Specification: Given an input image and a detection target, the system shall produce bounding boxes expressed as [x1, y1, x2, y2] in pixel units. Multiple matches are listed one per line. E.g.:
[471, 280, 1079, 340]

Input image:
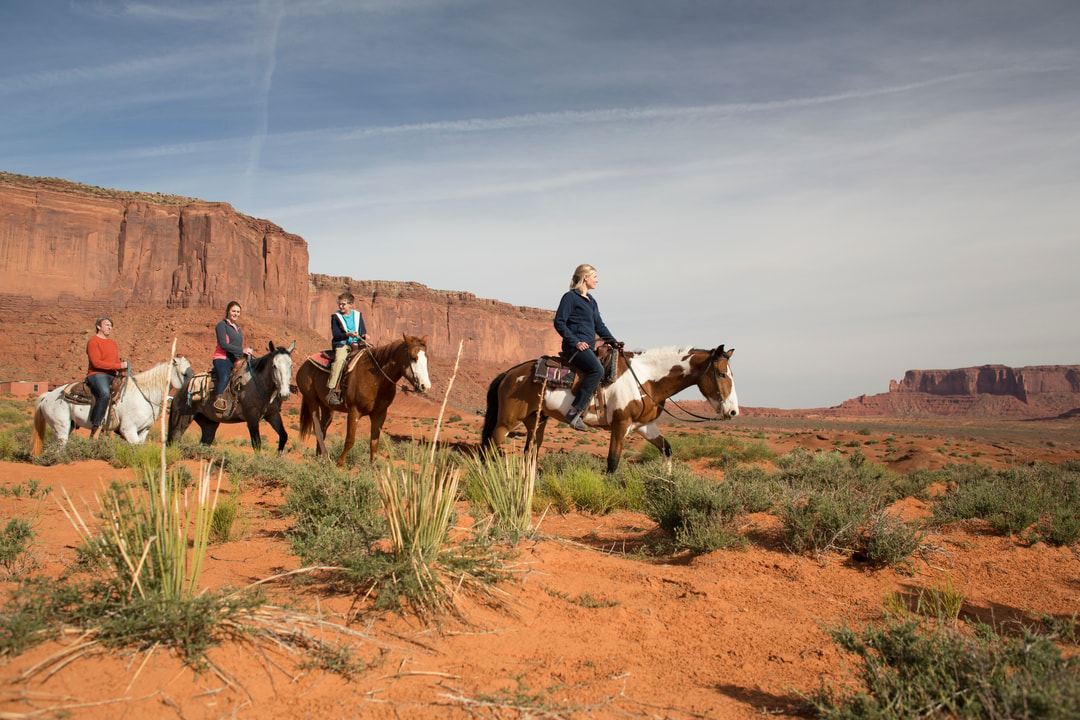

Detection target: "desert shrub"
[640, 461, 749, 553]
[636, 431, 776, 467]
[853, 510, 925, 570]
[933, 463, 1080, 542]
[780, 485, 873, 556]
[283, 462, 386, 574]
[228, 451, 296, 488]
[0, 518, 36, 578]
[806, 617, 1080, 719]
[775, 449, 904, 505]
[718, 464, 783, 513]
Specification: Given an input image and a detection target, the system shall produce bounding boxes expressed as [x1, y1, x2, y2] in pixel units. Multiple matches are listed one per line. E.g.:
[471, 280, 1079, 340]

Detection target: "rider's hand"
[576, 341, 589, 351]
[244, 347, 255, 357]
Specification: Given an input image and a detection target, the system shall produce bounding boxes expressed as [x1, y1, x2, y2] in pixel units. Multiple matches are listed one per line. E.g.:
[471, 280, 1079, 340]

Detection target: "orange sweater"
[87, 335, 122, 376]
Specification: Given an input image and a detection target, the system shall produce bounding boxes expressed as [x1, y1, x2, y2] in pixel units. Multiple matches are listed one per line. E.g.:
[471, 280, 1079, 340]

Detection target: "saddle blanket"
[532, 349, 620, 389]
[532, 356, 577, 388]
[307, 347, 367, 374]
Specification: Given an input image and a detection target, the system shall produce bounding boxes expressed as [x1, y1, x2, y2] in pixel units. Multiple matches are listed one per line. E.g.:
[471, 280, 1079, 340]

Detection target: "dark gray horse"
[168, 341, 294, 452]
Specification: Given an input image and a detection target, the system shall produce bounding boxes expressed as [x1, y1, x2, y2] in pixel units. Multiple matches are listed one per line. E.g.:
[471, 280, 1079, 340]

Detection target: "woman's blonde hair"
[569, 264, 597, 293]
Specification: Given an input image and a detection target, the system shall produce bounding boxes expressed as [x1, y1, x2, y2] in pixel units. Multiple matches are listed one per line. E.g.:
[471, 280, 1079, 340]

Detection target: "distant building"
[0, 381, 51, 397]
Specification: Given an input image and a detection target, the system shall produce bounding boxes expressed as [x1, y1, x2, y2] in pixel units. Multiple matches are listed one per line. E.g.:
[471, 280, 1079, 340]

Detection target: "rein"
[618, 347, 728, 423]
[365, 341, 424, 391]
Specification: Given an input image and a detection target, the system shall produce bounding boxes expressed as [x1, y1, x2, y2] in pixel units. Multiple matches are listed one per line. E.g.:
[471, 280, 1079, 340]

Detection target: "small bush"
[641, 462, 749, 554]
[0, 518, 36, 577]
[780, 485, 872, 556]
[853, 510, 925, 570]
[806, 617, 1080, 719]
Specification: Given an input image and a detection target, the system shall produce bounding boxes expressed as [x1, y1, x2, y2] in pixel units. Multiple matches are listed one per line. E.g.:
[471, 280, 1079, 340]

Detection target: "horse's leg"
[368, 408, 388, 464]
[605, 417, 635, 474]
[195, 416, 219, 446]
[266, 412, 288, 453]
[636, 422, 673, 470]
[317, 406, 333, 457]
[336, 407, 361, 468]
[247, 418, 262, 452]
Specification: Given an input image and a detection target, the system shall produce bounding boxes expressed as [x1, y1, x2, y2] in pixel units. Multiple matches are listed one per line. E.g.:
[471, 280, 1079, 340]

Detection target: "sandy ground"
[1, 397, 1079, 719]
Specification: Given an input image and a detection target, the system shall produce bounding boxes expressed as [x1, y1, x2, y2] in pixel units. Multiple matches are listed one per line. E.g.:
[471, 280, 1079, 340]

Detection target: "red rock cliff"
[0, 174, 309, 327]
[0, 173, 559, 378]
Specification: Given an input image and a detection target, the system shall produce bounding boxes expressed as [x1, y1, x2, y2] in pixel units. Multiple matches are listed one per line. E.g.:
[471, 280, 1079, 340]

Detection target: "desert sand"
[1, 396, 1079, 720]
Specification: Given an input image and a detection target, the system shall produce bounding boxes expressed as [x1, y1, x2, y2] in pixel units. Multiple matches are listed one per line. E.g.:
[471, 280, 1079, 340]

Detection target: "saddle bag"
[532, 356, 577, 388]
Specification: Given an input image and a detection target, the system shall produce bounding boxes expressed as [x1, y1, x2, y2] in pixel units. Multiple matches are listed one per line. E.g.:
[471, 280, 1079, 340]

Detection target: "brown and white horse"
[481, 345, 738, 473]
[295, 334, 431, 467]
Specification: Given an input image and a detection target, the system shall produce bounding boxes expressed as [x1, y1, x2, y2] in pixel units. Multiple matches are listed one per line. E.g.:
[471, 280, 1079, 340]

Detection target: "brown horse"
[296, 334, 431, 467]
[481, 345, 738, 472]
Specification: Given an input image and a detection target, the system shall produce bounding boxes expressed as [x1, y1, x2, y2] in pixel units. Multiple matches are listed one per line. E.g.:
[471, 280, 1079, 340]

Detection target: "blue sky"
[2, 1, 1078, 408]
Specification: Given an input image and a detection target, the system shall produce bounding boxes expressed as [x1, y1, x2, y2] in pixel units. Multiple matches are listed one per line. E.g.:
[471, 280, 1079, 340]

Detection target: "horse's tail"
[30, 399, 47, 457]
[480, 371, 508, 449]
[299, 392, 314, 441]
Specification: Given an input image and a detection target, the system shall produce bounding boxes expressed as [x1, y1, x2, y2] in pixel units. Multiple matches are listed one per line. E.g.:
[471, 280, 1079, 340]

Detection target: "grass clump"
[464, 449, 537, 542]
[536, 451, 641, 514]
[806, 617, 1080, 719]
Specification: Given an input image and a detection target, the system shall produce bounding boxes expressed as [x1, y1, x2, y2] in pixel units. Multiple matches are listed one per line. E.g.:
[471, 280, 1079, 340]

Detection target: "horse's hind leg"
[522, 410, 549, 457]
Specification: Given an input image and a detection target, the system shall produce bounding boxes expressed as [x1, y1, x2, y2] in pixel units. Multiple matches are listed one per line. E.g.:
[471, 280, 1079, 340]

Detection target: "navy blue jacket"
[553, 290, 616, 356]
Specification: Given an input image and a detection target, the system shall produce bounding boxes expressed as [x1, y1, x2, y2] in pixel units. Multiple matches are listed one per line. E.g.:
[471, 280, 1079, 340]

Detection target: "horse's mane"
[133, 358, 173, 388]
[368, 338, 409, 365]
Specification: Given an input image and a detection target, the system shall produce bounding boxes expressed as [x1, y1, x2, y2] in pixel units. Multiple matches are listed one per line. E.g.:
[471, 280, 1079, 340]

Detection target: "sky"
[2, 1, 1078, 408]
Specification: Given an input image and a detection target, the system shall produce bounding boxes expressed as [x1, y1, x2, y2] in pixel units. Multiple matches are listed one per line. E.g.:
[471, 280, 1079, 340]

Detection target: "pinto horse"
[482, 345, 738, 473]
[31, 356, 194, 455]
[167, 342, 295, 452]
[296, 334, 431, 467]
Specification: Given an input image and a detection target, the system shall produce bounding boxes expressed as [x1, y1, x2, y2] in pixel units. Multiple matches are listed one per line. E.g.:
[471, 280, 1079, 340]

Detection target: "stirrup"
[213, 396, 228, 412]
[326, 389, 341, 405]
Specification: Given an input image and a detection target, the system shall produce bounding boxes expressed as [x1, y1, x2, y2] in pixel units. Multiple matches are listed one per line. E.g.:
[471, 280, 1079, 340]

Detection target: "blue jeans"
[86, 373, 112, 427]
[213, 359, 234, 394]
[566, 348, 604, 412]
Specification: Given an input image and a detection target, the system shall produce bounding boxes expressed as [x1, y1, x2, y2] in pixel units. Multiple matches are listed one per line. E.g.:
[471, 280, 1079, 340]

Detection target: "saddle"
[64, 375, 126, 406]
[307, 345, 368, 375]
[531, 345, 620, 388]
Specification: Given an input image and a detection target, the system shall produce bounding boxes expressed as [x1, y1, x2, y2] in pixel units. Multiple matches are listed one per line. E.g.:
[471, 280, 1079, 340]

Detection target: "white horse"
[31, 356, 194, 455]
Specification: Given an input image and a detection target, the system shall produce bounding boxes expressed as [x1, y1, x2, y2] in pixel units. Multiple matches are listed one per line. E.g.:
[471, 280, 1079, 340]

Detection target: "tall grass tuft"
[464, 449, 537, 541]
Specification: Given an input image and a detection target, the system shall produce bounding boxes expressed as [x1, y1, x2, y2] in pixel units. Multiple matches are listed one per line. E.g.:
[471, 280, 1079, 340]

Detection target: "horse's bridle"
[365, 341, 427, 392]
[619, 346, 731, 423]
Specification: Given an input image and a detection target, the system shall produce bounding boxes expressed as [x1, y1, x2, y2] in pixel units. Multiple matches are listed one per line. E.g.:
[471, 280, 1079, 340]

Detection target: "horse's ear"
[287, 341, 296, 353]
[714, 344, 725, 356]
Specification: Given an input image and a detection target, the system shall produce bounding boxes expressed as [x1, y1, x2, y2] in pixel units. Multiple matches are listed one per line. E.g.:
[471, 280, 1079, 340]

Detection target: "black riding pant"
[567, 348, 604, 413]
